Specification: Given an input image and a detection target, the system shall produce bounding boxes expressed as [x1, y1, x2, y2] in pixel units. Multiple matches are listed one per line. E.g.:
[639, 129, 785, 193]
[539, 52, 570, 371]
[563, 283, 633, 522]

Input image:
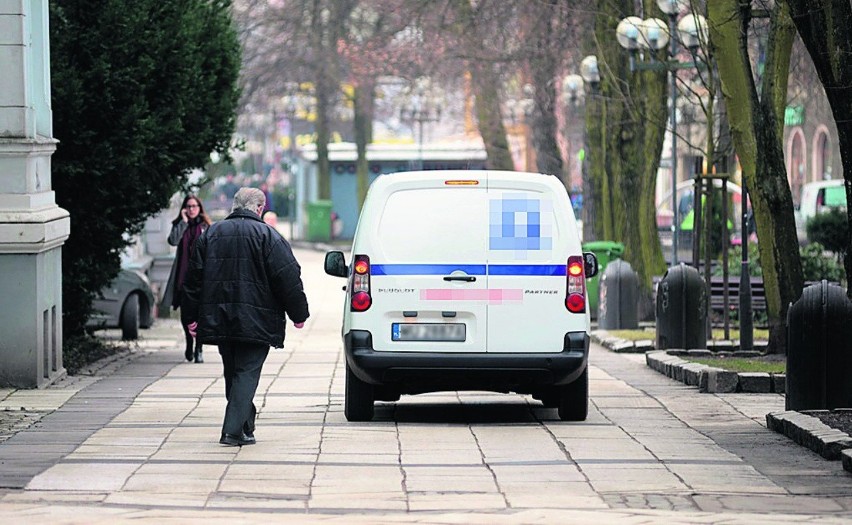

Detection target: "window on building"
[816, 132, 832, 180]
[790, 133, 806, 206]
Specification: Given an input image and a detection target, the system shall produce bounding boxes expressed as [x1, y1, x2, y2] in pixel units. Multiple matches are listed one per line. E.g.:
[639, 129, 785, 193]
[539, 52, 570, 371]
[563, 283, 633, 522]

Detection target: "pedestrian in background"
[182, 187, 309, 447]
[162, 194, 211, 363]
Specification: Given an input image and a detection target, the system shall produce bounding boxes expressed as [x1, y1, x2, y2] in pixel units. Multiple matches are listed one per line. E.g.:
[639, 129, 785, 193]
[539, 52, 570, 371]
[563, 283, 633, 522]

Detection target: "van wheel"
[344, 363, 374, 421]
[120, 294, 140, 341]
[557, 367, 588, 421]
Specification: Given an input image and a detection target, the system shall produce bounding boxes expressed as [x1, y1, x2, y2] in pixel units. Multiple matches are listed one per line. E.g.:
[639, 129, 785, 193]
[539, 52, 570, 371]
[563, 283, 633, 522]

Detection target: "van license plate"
[392, 323, 466, 342]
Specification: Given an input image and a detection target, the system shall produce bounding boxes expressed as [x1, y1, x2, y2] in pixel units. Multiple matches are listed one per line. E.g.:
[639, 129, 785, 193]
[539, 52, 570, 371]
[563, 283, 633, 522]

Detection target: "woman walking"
[163, 195, 211, 362]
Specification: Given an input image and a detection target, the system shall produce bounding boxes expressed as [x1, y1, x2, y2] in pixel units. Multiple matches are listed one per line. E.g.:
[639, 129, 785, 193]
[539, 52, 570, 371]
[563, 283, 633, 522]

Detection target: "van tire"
[120, 294, 140, 341]
[344, 363, 375, 421]
[557, 367, 588, 421]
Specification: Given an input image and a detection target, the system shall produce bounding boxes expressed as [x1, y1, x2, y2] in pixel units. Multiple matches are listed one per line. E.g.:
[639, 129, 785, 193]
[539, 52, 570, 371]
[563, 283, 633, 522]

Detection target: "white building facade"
[0, 0, 69, 387]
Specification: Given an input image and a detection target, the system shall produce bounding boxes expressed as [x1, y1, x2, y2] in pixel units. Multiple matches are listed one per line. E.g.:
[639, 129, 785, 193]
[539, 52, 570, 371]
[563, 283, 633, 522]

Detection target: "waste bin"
[655, 263, 707, 349]
[582, 241, 624, 319]
[598, 259, 639, 330]
[786, 281, 852, 410]
[306, 200, 333, 242]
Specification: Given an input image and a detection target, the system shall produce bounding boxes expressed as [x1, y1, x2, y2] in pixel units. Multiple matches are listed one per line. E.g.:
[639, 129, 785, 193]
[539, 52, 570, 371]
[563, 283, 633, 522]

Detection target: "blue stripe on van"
[370, 264, 565, 276]
[488, 264, 566, 276]
[371, 264, 487, 276]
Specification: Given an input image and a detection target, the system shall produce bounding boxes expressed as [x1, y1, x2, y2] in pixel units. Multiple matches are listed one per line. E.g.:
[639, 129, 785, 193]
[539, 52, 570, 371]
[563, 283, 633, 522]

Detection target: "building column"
[0, 0, 70, 387]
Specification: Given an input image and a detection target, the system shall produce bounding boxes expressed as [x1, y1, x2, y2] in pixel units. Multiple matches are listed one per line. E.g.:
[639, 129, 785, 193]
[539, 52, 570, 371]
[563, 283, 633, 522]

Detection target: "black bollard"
[598, 259, 639, 330]
[656, 263, 707, 350]
[786, 281, 852, 410]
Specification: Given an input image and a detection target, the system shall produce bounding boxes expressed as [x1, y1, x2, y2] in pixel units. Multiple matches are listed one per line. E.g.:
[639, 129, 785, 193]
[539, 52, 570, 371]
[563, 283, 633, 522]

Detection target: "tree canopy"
[50, 0, 241, 336]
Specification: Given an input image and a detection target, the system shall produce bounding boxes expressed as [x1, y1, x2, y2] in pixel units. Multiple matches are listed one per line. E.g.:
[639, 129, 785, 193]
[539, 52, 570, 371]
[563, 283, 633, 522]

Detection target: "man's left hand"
[188, 322, 198, 338]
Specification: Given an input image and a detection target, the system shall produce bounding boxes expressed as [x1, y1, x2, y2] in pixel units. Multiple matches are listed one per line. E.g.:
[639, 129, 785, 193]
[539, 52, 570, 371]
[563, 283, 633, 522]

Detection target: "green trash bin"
[582, 240, 625, 319]
[306, 200, 333, 242]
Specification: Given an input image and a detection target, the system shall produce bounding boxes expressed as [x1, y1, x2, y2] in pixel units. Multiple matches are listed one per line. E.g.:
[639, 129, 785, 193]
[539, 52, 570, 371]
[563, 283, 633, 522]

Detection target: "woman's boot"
[194, 344, 204, 363]
[184, 343, 193, 362]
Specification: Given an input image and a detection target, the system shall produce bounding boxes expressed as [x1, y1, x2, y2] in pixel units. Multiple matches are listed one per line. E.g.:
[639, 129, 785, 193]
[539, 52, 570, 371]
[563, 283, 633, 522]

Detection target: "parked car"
[325, 170, 598, 422]
[87, 268, 155, 340]
[795, 179, 847, 244]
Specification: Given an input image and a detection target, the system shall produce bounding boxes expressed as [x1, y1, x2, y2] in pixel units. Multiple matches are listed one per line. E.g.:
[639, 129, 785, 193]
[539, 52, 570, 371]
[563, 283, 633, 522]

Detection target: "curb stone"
[767, 410, 852, 464]
[590, 330, 649, 354]
[601, 333, 852, 476]
[645, 350, 785, 394]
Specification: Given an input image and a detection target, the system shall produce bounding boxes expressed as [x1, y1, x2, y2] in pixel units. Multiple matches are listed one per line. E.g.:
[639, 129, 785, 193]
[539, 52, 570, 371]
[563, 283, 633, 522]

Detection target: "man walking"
[182, 188, 309, 446]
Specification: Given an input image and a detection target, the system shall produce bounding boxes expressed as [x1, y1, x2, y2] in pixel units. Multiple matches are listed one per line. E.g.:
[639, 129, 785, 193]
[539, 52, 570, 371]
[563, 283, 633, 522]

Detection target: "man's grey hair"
[231, 187, 266, 213]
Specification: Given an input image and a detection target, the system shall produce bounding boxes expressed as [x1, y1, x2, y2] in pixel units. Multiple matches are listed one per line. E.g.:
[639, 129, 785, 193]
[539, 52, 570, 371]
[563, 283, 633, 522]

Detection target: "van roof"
[370, 170, 563, 188]
[802, 179, 844, 190]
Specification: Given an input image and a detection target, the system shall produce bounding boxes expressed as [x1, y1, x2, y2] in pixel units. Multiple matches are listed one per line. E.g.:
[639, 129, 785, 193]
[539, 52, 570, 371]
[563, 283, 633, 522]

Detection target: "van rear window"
[824, 186, 847, 207]
[377, 188, 488, 262]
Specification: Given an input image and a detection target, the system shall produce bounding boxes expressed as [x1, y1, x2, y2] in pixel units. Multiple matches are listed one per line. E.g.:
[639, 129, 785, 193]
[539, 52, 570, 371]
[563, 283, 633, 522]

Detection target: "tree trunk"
[454, 1, 514, 171]
[786, 0, 852, 296]
[471, 63, 515, 171]
[314, 83, 332, 200]
[588, 0, 668, 294]
[530, 0, 564, 179]
[709, 0, 803, 354]
[353, 83, 374, 210]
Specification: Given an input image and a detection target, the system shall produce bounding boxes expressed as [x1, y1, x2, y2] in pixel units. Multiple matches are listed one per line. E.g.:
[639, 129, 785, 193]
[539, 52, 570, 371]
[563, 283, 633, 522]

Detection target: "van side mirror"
[583, 252, 598, 278]
[324, 251, 348, 278]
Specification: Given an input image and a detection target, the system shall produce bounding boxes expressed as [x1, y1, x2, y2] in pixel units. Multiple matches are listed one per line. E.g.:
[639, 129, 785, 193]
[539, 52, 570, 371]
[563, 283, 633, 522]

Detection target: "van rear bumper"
[343, 330, 588, 393]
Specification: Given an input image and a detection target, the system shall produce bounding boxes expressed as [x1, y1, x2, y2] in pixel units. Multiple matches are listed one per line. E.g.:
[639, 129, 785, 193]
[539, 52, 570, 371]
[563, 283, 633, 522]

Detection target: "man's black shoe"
[219, 432, 256, 446]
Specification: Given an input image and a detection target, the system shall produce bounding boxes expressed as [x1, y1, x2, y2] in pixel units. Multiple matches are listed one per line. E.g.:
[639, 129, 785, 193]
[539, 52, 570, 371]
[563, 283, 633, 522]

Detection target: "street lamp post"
[616, 0, 706, 266]
[280, 82, 315, 241]
[740, 182, 754, 350]
[400, 81, 442, 170]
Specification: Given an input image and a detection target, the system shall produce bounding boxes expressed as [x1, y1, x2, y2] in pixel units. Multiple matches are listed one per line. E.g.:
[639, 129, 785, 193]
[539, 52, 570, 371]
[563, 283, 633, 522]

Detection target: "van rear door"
[485, 173, 584, 353]
[369, 176, 488, 353]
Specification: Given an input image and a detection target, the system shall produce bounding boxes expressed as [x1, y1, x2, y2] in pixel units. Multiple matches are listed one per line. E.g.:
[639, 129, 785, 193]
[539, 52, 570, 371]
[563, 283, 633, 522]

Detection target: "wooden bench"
[653, 274, 835, 317]
[651, 274, 766, 316]
[708, 276, 766, 314]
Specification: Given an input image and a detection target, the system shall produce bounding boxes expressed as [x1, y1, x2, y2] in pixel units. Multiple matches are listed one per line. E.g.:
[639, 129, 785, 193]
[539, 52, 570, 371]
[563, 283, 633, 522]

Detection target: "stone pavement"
[0, 247, 850, 524]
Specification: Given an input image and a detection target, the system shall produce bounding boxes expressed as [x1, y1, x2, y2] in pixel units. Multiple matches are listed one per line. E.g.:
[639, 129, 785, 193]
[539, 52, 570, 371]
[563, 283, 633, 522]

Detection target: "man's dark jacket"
[181, 209, 309, 348]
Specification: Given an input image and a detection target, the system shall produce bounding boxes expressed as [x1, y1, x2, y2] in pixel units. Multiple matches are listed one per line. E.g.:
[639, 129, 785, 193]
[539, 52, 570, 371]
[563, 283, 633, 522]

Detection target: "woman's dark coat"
[161, 219, 208, 310]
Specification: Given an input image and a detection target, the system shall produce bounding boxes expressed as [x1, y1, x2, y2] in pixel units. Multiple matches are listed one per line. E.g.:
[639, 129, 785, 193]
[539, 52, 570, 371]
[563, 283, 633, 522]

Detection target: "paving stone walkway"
[0, 248, 849, 523]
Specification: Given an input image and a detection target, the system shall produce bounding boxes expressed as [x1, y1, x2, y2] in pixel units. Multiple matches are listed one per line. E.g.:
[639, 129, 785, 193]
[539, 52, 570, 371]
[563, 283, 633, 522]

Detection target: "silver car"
[88, 269, 155, 340]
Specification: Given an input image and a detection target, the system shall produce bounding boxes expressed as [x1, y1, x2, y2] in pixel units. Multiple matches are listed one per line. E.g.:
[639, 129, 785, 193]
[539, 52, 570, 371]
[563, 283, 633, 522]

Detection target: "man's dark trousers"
[218, 342, 269, 436]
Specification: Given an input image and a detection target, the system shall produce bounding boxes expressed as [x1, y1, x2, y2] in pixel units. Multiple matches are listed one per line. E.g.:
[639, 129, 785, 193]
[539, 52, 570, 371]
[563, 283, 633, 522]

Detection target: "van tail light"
[565, 255, 586, 313]
[350, 254, 372, 312]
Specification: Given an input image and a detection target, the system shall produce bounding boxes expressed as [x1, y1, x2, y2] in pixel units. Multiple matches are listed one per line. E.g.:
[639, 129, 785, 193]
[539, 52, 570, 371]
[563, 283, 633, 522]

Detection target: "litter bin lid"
[582, 240, 625, 255]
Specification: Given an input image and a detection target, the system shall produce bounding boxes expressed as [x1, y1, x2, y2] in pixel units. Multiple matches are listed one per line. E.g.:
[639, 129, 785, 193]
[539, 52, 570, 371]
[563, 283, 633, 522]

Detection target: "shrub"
[715, 240, 845, 283]
[63, 334, 126, 375]
[713, 243, 763, 277]
[806, 208, 849, 260]
[50, 0, 241, 338]
[800, 242, 846, 282]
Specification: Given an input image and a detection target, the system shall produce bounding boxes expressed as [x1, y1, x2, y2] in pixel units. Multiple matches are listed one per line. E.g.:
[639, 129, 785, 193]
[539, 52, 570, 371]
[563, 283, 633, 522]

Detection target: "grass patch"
[608, 329, 655, 341]
[689, 357, 785, 374]
[606, 328, 770, 341]
[711, 328, 770, 340]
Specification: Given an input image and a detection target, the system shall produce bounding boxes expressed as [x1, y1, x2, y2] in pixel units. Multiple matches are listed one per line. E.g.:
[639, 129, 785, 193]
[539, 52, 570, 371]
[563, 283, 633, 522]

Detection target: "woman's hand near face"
[181, 208, 189, 222]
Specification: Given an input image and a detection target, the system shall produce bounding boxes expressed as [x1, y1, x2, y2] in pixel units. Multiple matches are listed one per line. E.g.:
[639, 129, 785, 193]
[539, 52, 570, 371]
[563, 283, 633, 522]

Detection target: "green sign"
[785, 105, 804, 127]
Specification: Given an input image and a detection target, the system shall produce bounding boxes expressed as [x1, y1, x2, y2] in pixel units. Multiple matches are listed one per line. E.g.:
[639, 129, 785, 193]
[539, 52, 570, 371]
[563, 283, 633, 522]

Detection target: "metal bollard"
[656, 263, 707, 350]
[598, 259, 639, 330]
[786, 281, 852, 411]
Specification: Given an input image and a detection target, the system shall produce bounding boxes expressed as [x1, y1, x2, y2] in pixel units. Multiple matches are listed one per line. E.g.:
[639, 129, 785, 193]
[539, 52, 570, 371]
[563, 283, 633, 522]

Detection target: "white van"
[795, 179, 847, 243]
[324, 170, 598, 422]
